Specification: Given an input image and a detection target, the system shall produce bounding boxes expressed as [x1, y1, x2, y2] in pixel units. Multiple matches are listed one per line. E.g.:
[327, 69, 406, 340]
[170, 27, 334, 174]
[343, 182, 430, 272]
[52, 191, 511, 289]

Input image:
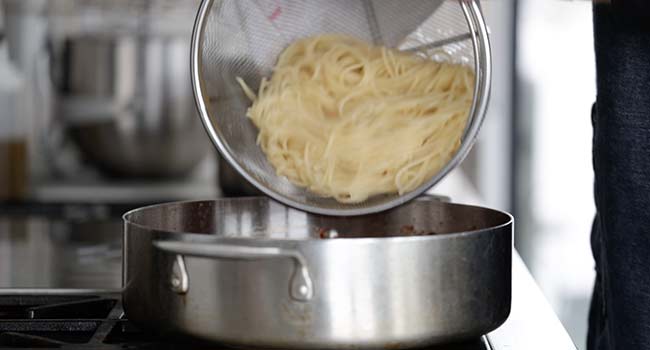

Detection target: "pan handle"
[153, 240, 313, 302]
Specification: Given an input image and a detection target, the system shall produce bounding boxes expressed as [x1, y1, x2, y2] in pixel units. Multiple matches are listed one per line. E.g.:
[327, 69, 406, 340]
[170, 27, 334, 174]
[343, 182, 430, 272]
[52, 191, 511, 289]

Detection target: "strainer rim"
[190, 0, 491, 216]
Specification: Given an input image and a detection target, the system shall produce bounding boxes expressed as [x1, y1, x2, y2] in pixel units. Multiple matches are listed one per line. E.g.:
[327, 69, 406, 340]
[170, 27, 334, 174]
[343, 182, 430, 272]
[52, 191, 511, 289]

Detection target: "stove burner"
[0, 293, 493, 349]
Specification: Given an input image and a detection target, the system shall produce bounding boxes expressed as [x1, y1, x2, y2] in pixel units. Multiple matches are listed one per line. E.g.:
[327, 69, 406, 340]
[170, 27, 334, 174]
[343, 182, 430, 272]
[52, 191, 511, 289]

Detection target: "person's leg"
[589, 3, 650, 350]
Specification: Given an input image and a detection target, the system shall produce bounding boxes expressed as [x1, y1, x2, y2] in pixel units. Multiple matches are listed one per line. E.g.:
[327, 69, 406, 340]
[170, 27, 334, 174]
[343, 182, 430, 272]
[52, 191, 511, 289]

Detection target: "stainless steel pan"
[122, 197, 512, 349]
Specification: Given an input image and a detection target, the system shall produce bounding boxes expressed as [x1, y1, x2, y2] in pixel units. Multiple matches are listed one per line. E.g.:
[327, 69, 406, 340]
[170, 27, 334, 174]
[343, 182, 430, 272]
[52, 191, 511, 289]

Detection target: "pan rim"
[123, 197, 513, 243]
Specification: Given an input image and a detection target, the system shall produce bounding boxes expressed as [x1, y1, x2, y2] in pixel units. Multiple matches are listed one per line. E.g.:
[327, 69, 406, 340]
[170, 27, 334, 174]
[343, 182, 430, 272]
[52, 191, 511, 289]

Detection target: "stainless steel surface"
[31, 176, 220, 204]
[123, 197, 512, 349]
[56, 34, 208, 178]
[190, 0, 491, 215]
[0, 217, 122, 289]
[488, 254, 577, 350]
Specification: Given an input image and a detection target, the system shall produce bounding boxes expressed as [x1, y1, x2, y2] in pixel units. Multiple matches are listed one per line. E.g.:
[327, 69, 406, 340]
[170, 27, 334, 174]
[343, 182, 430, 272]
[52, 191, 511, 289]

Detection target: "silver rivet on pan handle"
[153, 240, 314, 301]
[170, 255, 189, 294]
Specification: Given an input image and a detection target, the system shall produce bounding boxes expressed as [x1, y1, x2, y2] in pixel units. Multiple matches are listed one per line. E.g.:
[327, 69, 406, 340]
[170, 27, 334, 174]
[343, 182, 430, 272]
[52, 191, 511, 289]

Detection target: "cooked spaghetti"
[237, 34, 474, 203]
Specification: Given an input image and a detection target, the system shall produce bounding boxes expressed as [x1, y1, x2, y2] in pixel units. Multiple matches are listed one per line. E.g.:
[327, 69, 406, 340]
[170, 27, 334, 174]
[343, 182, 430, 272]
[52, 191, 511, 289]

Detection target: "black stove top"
[0, 292, 492, 350]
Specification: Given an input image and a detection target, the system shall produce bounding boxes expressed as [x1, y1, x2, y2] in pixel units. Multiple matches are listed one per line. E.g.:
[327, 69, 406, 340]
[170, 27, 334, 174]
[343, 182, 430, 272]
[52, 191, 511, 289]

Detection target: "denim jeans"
[588, 4, 650, 350]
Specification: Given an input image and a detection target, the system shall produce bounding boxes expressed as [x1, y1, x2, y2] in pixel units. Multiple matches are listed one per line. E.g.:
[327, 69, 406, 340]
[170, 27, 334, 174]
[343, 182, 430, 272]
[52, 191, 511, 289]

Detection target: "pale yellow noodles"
[237, 34, 474, 203]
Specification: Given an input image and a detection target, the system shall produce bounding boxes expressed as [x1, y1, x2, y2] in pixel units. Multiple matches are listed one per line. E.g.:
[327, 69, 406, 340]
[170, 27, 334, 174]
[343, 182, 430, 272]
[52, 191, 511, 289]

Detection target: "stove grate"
[0, 293, 493, 349]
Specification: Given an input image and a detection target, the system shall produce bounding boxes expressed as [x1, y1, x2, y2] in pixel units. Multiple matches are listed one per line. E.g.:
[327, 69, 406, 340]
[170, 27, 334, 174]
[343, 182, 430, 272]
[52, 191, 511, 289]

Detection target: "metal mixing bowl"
[57, 34, 209, 178]
[67, 122, 207, 179]
[46, 0, 208, 179]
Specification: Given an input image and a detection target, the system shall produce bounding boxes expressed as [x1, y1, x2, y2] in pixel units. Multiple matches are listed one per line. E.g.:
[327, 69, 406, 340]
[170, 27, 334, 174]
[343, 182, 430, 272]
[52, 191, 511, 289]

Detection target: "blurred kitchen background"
[0, 0, 595, 349]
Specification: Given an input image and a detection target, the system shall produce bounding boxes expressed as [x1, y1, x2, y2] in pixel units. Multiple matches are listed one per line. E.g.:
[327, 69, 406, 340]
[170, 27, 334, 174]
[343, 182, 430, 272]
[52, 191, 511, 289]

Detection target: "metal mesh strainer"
[191, 0, 491, 216]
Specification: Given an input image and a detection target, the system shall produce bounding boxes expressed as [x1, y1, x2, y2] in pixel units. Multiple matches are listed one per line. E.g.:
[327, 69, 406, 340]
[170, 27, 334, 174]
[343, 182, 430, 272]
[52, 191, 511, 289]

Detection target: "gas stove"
[0, 290, 490, 350]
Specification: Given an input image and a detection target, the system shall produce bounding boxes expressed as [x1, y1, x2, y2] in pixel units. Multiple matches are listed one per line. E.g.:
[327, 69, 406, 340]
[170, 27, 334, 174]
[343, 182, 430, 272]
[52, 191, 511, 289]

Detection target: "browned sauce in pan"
[316, 225, 439, 239]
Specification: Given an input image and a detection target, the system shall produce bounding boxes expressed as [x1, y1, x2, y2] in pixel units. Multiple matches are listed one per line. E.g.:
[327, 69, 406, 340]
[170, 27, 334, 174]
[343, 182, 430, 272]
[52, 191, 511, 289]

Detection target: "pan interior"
[124, 197, 511, 240]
